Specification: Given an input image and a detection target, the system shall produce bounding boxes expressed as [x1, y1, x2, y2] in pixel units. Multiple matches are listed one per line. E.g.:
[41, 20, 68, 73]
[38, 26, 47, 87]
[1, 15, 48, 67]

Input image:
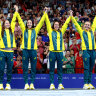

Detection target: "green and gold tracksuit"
[0, 12, 16, 84]
[45, 13, 71, 84]
[16, 12, 46, 84]
[72, 16, 96, 84]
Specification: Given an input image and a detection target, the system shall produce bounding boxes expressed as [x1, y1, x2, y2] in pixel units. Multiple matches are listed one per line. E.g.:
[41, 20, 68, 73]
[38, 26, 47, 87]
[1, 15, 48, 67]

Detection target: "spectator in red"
[36, 49, 43, 73]
[92, 65, 95, 73]
[70, 36, 80, 57]
[75, 51, 84, 73]
[37, 36, 45, 55]
[43, 46, 49, 73]
[22, 2, 27, 12]
[75, 32, 81, 44]
[13, 56, 23, 74]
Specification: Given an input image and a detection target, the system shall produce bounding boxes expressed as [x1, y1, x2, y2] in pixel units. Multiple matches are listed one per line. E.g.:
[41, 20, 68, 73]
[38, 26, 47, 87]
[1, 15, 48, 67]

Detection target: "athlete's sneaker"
[5, 84, 11, 90]
[49, 84, 55, 90]
[0, 84, 4, 90]
[58, 84, 64, 90]
[30, 83, 35, 90]
[24, 84, 30, 90]
[83, 84, 90, 89]
[89, 84, 95, 89]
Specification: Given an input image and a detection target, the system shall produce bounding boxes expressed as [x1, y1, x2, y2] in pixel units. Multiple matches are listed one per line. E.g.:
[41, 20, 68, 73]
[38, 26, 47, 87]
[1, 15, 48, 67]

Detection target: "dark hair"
[66, 49, 70, 52]
[52, 19, 61, 30]
[26, 19, 34, 29]
[2, 20, 12, 37]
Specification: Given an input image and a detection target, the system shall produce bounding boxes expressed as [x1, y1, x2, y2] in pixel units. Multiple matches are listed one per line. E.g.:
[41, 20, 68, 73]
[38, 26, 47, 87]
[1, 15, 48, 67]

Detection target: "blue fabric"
[24, 29, 28, 48]
[3, 8, 8, 14]
[60, 32, 63, 50]
[3, 31, 7, 47]
[83, 31, 89, 50]
[52, 31, 57, 50]
[90, 31, 94, 50]
[42, 35, 49, 42]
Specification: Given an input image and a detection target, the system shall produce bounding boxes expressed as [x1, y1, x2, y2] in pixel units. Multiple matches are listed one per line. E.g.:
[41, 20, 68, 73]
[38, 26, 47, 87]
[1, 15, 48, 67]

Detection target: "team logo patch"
[34, 57, 36, 60]
[0, 57, 2, 61]
[11, 59, 13, 61]
[50, 59, 52, 61]
[85, 58, 87, 61]
[23, 57, 25, 60]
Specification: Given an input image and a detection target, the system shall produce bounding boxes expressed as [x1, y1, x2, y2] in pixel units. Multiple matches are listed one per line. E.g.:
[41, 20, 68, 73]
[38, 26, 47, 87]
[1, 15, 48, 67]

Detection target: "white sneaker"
[5, 84, 11, 90]
[49, 84, 55, 90]
[83, 84, 90, 90]
[24, 84, 30, 90]
[0, 84, 4, 90]
[89, 84, 95, 89]
[58, 84, 64, 90]
[30, 83, 35, 90]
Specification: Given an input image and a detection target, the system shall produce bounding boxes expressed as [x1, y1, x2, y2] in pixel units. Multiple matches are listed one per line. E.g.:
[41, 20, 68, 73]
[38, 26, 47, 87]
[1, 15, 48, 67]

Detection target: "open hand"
[69, 10, 73, 16]
[14, 5, 19, 12]
[44, 7, 50, 13]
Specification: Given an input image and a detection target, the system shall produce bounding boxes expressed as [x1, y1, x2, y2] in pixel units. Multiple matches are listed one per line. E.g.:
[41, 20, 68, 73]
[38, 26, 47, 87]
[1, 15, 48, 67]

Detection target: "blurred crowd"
[0, 0, 96, 74]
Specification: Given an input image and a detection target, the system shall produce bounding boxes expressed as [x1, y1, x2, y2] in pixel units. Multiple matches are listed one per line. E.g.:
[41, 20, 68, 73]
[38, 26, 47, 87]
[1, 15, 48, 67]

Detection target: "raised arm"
[69, 10, 83, 35]
[11, 12, 18, 33]
[0, 21, 2, 47]
[91, 16, 96, 32]
[45, 12, 52, 33]
[61, 16, 71, 35]
[35, 12, 46, 35]
[72, 16, 83, 35]
[14, 5, 25, 33]
[16, 12, 26, 33]
[0, 21, 1, 37]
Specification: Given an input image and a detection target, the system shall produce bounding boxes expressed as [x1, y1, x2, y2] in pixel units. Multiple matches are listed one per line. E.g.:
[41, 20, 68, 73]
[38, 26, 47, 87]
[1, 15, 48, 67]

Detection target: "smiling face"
[53, 22, 59, 31]
[72, 36, 77, 44]
[66, 51, 70, 57]
[27, 20, 32, 29]
[70, 50, 74, 55]
[38, 36, 42, 41]
[4, 20, 10, 29]
[84, 21, 91, 31]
